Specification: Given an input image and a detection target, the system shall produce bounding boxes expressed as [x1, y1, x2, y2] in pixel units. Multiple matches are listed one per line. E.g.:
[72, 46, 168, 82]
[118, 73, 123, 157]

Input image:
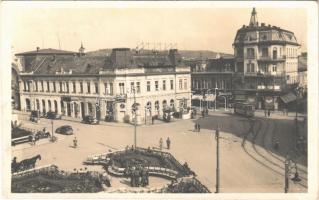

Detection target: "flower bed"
[12, 165, 109, 193]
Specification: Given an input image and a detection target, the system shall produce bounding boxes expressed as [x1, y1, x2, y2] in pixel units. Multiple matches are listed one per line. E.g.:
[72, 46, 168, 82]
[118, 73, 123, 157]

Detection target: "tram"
[234, 102, 255, 117]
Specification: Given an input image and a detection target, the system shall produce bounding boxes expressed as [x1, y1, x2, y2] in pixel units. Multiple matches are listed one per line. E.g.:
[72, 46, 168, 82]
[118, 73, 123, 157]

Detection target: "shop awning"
[280, 92, 297, 104]
[192, 95, 203, 100]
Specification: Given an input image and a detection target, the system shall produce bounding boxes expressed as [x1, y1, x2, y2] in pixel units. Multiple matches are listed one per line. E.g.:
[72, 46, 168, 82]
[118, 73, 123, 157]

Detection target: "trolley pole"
[284, 157, 290, 193]
[51, 120, 54, 141]
[215, 125, 220, 193]
[133, 88, 137, 149]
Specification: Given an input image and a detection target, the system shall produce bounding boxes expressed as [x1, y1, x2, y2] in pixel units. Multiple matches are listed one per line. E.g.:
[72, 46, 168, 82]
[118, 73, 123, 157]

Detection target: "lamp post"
[51, 120, 54, 142]
[215, 125, 220, 193]
[284, 155, 301, 193]
[220, 96, 228, 111]
[214, 87, 218, 111]
[131, 88, 137, 149]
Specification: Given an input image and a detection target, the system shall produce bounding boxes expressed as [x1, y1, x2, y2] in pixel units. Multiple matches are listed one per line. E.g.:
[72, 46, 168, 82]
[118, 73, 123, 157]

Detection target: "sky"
[8, 5, 307, 54]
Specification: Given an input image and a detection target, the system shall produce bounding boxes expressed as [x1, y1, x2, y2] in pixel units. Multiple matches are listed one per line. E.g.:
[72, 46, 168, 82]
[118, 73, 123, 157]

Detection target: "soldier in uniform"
[166, 137, 171, 150]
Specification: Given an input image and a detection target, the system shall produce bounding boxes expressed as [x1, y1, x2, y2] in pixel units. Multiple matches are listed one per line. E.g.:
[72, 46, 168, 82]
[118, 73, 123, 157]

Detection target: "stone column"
[78, 102, 82, 119]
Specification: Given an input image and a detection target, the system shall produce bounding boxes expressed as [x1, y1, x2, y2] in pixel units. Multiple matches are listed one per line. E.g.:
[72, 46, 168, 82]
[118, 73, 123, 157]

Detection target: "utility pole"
[133, 88, 137, 149]
[284, 155, 291, 193]
[215, 125, 220, 193]
[51, 120, 54, 141]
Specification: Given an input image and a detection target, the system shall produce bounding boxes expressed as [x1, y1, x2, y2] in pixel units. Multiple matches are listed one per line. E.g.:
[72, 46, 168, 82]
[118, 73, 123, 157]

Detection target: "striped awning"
[280, 92, 297, 104]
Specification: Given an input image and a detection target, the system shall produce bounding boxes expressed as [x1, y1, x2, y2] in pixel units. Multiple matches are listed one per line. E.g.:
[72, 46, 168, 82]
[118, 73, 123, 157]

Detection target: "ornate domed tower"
[79, 42, 85, 56]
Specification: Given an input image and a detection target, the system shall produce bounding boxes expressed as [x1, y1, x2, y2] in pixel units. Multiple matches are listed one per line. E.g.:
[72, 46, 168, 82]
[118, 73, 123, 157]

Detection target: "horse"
[17, 154, 41, 171]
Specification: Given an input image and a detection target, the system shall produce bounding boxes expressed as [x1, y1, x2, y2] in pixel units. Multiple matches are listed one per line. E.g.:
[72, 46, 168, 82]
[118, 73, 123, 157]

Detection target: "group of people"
[159, 137, 171, 150]
[264, 109, 272, 117]
[126, 165, 149, 187]
[201, 109, 209, 118]
[194, 123, 201, 132]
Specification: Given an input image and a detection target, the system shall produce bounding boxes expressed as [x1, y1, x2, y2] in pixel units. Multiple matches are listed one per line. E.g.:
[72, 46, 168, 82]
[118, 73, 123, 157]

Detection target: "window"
[162, 80, 166, 91]
[59, 82, 63, 93]
[53, 82, 56, 92]
[66, 82, 69, 93]
[184, 79, 187, 90]
[247, 63, 255, 73]
[272, 65, 277, 72]
[131, 82, 135, 93]
[46, 81, 50, 92]
[147, 81, 151, 92]
[136, 82, 140, 93]
[87, 82, 91, 94]
[41, 81, 44, 92]
[95, 82, 98, 94]
[119, 83, 125, 95]
[273, 47, 277, 59]
[170, 80, 174, 90]
[35, 81, 38, 92]
[179, 79, 183, 89]
[247, 48, 255, 59]
[261, 48, 268, 57]
[80, 82, 83, 93]
[104, 83, 108, 95]
[109, 83, 113, 95]
[155, 81, 159, 91]
[73, 81, 76, 93]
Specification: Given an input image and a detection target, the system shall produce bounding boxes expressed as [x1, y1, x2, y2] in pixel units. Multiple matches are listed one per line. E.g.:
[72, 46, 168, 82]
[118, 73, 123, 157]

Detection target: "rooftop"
[15, 48, 78, 56]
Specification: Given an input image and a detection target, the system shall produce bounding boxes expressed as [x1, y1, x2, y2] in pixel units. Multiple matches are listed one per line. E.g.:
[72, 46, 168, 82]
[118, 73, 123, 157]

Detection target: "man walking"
[166, 137, 171, 150]
[73, 137, 78, 148]
[198, 123, 201, 132]
[268, 109, 271, 117]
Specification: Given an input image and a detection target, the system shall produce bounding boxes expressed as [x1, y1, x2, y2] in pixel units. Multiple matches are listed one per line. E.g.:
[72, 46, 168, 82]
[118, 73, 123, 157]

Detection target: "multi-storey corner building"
[232, 8, 301, 109]
[17, 47, 191, 124]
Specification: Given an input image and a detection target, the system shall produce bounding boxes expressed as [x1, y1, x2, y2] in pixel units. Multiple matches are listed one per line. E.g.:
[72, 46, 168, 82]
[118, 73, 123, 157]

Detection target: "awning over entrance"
[192, 95, 203, 100]
[280, 92, 297, 104]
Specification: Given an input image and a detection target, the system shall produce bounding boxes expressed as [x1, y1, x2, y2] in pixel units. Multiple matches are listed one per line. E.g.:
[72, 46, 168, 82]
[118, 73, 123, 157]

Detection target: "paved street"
[12, 110, 307, 193]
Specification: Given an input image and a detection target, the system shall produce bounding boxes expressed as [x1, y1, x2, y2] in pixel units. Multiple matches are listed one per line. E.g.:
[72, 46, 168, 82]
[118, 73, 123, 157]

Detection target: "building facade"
[232, 8, 300, 109]
[17, 48, 191, 124]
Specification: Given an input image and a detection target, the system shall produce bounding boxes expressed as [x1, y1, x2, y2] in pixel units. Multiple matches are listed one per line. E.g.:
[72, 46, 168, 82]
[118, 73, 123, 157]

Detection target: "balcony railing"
[257, 56, 286, 61]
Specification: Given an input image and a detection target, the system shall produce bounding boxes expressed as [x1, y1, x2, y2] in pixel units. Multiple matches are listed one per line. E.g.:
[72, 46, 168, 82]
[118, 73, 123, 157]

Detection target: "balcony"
[257, 56, 286, 62]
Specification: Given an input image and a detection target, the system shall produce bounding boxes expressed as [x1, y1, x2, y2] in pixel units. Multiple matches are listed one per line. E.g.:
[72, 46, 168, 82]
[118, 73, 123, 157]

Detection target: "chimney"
[36, 47, 40, 52]
[168, 49, 181, 66]
[111, 48, 131, 68]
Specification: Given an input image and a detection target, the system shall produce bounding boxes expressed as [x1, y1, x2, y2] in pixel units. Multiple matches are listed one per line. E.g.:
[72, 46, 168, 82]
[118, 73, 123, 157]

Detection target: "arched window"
[273, 47, 277, 59]
[162, 100, 167, 109]
[48, 100, 52, 111]
[25, 98, 31, 111]
[36, 99, 40, 110]
[54, 100, 58, 113]
[42, 99, 46, 113]
[170, 99, 175, 108]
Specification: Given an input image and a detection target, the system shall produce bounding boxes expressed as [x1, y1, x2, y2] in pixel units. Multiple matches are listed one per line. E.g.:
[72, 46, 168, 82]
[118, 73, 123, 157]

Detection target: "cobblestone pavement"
[12, 111, 307, 193]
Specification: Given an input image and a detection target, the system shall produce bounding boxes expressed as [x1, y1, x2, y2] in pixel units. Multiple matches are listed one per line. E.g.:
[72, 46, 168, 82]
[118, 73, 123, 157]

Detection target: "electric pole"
[215, 125, 220, 193]
[133, 88, 137, 149]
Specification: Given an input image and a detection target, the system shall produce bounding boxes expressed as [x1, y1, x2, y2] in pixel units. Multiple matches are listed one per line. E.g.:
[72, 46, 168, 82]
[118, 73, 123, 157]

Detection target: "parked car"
[30, 110, 40, 123]
[46, 111, 62, 120]
[55, 125, 73, 135]
[82, 115, 99, 125]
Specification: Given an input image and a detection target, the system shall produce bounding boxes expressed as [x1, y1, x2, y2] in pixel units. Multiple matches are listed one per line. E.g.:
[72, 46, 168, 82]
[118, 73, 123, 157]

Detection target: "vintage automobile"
[46, 111, 62, 120]
[55, 125, 73, 135]
[29, 110, 40, 123]
[82, 115, 99, 125]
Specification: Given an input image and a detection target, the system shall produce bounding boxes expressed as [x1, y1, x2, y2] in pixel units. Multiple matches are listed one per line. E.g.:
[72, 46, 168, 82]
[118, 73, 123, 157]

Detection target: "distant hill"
[86, 49, 233, 60]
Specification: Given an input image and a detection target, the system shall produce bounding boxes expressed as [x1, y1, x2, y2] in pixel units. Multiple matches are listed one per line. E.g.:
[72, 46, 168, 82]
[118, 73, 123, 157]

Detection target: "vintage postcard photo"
[1, 1, 318, 199]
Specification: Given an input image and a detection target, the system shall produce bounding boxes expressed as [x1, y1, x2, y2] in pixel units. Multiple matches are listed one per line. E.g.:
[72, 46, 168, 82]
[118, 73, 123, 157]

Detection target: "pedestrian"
[268, 109, 271, 117]
[166, 137, 171, 150]
[32, 134, 36, 146]
[73, 137, 78, 148]
[152, 116, 154, 124]
[198, 123, 201, 132]
[264, 109, 267, 117]
[194, 123, 197, 132]
[159, 138, 163, 150]
[202, 110, 205, 118]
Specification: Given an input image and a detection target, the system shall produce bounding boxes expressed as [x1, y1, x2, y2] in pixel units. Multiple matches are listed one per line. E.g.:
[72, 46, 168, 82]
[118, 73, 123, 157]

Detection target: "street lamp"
[215, 125, 220, 193]
[219, 95, 228, 111]
[214, 87, 218, 111]
[131, 88, 137, 149]
[284, 155, 301, 193]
